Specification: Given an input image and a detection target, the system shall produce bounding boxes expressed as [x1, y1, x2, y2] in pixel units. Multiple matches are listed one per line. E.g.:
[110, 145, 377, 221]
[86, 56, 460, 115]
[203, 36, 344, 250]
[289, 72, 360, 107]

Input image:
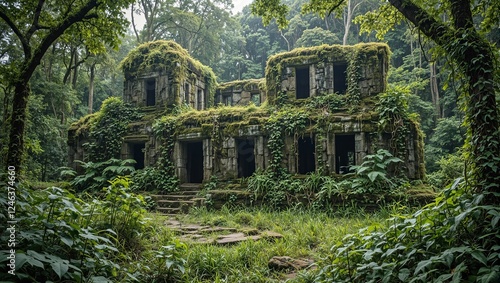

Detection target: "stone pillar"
[174, 141, 187, 183]
[284, 135, 296, 173]
[203, 139, 212, 181]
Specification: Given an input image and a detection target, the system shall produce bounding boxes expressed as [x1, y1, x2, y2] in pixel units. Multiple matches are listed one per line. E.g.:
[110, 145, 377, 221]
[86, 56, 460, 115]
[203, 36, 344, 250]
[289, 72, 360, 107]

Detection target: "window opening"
[145, 78, 156, 106]
[333, 63, 348, 94]
[296, 66, 310, 99]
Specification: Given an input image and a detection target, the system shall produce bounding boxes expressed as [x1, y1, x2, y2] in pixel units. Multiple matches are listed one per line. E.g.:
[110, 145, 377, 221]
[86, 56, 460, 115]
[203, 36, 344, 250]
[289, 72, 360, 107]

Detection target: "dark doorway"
[298, 136, 316, 174]
[335, 135, 355, 174]
[296, 66, 310, 99]
[186, 141, 203, 183]
[130, 143, 145, 170]
[145, 78, 156, 106]
[237, 139, 255, 178]
[333, 63, 348, 94]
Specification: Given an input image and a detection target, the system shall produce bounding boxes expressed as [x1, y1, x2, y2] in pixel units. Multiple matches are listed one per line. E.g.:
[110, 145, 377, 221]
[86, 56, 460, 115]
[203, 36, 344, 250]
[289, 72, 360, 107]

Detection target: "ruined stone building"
[68, 40, 424, 184]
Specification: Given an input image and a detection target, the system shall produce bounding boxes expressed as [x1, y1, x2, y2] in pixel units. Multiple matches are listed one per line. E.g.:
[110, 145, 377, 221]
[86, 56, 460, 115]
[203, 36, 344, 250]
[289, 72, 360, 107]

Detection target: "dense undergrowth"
[316, 179, 500, 282]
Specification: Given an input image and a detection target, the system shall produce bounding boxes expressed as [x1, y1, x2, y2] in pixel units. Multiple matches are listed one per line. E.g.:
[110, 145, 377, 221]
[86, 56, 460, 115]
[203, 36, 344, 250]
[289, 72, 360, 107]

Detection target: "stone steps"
[151, 183, 204, 214]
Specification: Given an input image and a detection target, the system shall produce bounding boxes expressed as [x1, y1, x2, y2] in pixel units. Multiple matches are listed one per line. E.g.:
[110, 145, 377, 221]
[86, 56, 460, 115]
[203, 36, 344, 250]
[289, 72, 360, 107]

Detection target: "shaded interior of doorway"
[335, 134, 355, 174]
[130, 142, 145, 170]
[237, 138, 255, 178]
[298, 136, 315, 174]
[186, 141, 203, 183]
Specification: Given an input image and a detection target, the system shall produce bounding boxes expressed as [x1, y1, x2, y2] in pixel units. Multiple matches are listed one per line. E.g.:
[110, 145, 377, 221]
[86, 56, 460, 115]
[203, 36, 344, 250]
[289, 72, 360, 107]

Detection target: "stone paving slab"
[164, 217, 283, 245]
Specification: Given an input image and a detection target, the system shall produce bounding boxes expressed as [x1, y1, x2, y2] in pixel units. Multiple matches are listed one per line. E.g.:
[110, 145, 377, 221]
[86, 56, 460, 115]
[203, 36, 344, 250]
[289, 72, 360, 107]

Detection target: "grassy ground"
[141, 205, 407, 282]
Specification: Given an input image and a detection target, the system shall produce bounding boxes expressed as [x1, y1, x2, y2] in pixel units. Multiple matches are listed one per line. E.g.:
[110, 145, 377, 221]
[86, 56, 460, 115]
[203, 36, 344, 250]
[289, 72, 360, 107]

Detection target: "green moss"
[217, 79, 265, 92]
[120, 40, 218, 107]
[265, 43, 390, 108]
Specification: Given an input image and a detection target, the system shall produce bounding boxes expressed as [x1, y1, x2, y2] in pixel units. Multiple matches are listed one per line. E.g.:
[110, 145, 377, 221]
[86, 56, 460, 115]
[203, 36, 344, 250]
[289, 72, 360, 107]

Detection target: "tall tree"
[251, 0, 500, 201]
[0, 0, 133, 172]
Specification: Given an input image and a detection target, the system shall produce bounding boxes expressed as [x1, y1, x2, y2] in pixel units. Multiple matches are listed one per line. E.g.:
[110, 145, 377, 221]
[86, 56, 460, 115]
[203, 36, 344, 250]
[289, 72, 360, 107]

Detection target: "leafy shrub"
[427, 151, 465, 189]
[137, 240, 187, 282]
[0, 178, 148, 282]
[350, 149, 403, 196]
[63, 158, 136, 192]
[317, 179, 500, 282]
[130, 166, 179, 192]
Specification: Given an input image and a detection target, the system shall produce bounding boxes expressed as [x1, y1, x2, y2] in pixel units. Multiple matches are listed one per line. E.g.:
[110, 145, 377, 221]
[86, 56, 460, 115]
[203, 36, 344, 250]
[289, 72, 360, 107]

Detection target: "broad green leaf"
[51, 261, 69, 279]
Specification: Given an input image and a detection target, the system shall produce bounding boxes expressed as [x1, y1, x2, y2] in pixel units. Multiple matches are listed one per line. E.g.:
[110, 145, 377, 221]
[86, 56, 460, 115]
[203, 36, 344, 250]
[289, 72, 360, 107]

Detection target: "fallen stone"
[268, 256, 312, 271]
[261, 231, 284, 239]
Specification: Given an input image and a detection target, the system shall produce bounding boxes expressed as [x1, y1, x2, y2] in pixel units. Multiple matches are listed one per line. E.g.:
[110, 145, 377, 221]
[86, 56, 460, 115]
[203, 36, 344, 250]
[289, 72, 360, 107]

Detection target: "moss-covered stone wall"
[120, 40, 217, 110]
[265, 43, 389, 107]
[68, 41, 424, 184]
[215, 79, 266, 106]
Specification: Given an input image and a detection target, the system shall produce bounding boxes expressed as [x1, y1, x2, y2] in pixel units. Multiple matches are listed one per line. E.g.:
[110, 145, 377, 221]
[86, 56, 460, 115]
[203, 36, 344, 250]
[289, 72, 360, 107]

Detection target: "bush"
[0, 177, 148, 282]
[317, 179, 500, 282]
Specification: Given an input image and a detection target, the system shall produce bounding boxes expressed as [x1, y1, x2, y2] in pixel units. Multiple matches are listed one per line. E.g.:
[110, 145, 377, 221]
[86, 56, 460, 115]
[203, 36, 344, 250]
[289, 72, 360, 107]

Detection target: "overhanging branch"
[0, 8, 30, 57]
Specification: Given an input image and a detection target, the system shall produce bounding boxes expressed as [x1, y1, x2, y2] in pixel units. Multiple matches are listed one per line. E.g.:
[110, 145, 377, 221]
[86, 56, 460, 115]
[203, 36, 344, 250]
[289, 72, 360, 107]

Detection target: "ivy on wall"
[265, 43, 390, 109]
[377, 86, 425, 178]
[120, 40, 217, 108]
[82, 97, 141, 162]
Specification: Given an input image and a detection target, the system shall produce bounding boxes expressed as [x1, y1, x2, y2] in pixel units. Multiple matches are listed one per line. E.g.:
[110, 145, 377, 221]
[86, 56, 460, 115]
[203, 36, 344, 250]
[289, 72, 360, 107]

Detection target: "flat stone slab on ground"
[268, 256, 313, 271]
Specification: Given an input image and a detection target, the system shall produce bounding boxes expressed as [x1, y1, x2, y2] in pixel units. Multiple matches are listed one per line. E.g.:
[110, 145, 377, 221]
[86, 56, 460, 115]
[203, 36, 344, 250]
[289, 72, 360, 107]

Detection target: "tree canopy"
[0, 0, 134, 172]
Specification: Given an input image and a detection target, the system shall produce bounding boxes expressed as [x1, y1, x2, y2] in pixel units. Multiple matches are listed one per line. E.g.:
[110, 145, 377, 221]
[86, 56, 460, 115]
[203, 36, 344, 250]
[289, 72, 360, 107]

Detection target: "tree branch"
[449, 0, 473, 29]
[388, 0, 450, 46]
[0, 8, 30, 57]
[23, 0, 100, 83]
[27, 0, 46, 40]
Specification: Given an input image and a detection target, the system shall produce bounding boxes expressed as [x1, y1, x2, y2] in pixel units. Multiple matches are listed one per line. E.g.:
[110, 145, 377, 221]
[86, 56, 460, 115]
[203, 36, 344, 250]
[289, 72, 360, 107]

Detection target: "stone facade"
[68, 41, 424, 183]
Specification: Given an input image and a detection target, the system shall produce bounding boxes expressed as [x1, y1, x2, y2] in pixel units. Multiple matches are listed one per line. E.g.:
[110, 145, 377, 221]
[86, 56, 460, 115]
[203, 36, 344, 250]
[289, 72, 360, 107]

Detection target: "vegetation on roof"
[120, 40, 217, 83]
[217, 78, 266, 92]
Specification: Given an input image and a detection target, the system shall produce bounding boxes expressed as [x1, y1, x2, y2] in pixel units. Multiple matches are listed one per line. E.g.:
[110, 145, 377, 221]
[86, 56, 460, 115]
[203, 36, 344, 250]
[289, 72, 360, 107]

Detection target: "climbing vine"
[136, 116, 180, 192]
[264, 108, 309, 178]
[83, 97, 141, 162]
[377, 86, 424, 177]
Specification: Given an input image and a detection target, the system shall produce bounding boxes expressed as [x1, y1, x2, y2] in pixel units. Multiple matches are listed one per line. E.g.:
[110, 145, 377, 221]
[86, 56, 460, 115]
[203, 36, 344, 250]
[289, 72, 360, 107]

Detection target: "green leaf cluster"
[0, 177, 148, 282]
[317, 179, 500, 282]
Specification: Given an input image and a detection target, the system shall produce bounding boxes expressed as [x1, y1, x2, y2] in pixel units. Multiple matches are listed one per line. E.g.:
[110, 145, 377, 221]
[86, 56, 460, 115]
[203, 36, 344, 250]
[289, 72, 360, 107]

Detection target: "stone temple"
[68, 40, 424, 184]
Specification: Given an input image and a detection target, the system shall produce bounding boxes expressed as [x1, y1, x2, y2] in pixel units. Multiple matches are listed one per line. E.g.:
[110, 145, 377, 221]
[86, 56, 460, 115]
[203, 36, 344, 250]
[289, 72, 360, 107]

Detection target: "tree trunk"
[389, 0, 500, 201]
[88, 62, 96, 114]
[6, 80, 30, 170]
[429, 61, 441, 119]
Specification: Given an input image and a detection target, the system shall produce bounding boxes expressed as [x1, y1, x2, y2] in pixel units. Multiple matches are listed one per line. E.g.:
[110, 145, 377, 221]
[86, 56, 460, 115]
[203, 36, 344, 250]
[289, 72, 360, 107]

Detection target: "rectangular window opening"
[251, 93, 261, 106]
[298, 136, 316, 174]
[237, 138, 255, 178]
[296, 66, 310, 99]
[334, 63, 348, 94]
[145, 78, 156, 106]
[335, 135, 355, 174]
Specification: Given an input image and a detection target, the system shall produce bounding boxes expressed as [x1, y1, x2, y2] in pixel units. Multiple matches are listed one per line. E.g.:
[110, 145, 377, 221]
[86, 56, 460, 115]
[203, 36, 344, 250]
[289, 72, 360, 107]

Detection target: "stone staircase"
[151, 183, 205, 214]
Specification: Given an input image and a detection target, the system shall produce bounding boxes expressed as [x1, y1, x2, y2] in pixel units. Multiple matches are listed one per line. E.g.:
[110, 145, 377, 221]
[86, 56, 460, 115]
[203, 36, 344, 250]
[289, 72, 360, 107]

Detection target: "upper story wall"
[265, 43, 389, 107]
[120, 40, 217, 110]
[215, 79, 266, 106]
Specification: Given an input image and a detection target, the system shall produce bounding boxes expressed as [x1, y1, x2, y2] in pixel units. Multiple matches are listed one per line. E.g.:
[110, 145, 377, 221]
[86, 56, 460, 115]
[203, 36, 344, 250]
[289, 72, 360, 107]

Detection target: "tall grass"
[142, 206, 396, 282]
